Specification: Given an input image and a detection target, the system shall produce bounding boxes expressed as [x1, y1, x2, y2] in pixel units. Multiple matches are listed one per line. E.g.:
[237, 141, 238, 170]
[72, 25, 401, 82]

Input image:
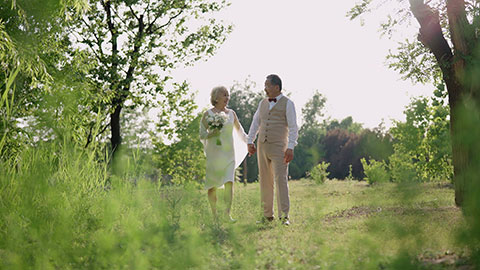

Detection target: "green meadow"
[3, 1, 480, 269]
[1, 146, 468, 270]
[206, 180, 465, 270]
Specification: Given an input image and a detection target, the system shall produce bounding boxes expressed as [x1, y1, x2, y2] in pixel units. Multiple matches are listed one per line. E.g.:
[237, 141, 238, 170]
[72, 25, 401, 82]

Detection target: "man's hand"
[284, 148, 294, 164]
[248, 143, 256, 156]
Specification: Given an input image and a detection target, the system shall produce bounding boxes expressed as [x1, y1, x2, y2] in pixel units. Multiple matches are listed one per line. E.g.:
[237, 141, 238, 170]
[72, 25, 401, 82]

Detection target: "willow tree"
[69, 0, 231, 155]
[350, 0, 480, 206]
[0, 0, 90, 158]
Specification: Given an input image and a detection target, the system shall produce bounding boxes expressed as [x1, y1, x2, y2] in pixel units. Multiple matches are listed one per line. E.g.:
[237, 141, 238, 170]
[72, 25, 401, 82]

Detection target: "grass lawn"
[2, 176, 472, 270]
[199, 179, 468, 269]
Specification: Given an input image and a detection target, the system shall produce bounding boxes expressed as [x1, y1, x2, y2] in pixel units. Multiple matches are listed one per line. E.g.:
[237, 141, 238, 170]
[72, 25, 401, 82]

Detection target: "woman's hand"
[207, 129, 220, 138]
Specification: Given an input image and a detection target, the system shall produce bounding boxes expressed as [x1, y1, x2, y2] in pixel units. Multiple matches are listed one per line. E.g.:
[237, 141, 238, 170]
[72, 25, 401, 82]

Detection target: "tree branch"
[129, 5, 139, 21]
[409, 0, 462, 106]
[146, 5, 187, 35]
[85, 121, 110, 148]
[78, 36, 103, 62]
[102, 0, 119, 84]
[111, 4, 135, 39]
[446, 0, 472, 56]
[118, 14, 145, 104]
[145, 1, 151, 25]
[410, 1, 453, 69]
[84, 20, 106, 58]
[446, 0, 477, 99]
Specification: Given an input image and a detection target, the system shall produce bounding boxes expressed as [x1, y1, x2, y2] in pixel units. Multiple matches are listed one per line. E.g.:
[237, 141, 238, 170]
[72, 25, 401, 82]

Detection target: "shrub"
[389, 96, 452, 182]
[309, 162, 330, 184]
[360, 158, 389, 185]
[345, 164, 354, 181]
[389, 152, 419, 182]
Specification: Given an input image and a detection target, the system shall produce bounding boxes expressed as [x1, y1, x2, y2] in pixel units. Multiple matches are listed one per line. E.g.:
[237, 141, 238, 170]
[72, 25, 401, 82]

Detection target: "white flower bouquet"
[206, 112, 229, 145]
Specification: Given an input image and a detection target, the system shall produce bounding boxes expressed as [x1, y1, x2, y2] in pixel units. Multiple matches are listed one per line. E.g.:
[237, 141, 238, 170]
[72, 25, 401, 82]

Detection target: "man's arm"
[247, 102, 262, 145]
[247, 102, 262, 156]
[286, 100, 298, 150]
[283, 100, 298, 163]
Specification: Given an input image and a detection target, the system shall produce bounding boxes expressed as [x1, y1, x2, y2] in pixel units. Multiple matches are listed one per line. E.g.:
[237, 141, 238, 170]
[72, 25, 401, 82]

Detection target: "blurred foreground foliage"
[1, 0, 480, 268]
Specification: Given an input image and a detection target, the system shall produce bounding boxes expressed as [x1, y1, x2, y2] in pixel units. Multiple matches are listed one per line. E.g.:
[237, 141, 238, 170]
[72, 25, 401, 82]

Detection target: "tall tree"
[301, 90, 327, 131]
[228, 78, 264, 182]
[349, 0, 480, 206]
[290, 90, 327, 179]
[69, 0, 232, 157]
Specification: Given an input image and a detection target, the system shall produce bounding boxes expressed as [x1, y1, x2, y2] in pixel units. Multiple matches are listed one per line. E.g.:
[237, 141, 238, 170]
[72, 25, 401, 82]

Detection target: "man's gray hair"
[266, 74, 282, 91]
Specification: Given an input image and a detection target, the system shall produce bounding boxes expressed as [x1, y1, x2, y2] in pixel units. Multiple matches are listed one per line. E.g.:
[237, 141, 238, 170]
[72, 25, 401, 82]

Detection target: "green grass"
[226, 180, 465, 270]
[0, 148, 472, 270]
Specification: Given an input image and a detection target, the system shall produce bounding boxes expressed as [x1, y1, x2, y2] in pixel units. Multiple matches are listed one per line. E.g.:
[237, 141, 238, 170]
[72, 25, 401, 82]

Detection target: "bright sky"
[170, 0, 433, 129]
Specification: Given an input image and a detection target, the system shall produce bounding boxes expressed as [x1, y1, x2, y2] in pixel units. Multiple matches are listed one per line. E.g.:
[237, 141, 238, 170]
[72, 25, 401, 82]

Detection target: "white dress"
[200, 109, 248, 190]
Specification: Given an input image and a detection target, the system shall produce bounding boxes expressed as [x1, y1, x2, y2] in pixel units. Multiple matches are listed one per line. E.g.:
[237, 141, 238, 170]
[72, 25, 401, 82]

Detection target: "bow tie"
[268, 98, 277, 103]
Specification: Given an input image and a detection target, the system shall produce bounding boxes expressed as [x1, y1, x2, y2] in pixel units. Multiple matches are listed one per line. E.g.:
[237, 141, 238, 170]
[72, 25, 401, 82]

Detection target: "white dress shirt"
[247, 94, 298, 149]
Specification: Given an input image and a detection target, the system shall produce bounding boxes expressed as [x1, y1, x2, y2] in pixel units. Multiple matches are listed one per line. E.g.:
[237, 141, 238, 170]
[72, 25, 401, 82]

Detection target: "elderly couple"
[199, 74, 298, 225]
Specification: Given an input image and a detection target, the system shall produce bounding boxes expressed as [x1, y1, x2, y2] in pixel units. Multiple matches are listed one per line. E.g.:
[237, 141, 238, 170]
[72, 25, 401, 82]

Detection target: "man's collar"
[268, 93, 283, 101]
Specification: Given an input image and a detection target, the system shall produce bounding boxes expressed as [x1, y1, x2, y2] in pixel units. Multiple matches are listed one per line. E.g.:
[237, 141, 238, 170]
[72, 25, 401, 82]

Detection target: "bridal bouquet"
[206, 112, 229, 145]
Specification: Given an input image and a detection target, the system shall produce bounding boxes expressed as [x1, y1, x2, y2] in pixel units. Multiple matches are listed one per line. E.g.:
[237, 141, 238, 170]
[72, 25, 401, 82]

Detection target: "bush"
[309, 162, 330, 184]
[389, 95, 452, 182]
[389, 152, 419, 182]
[361, 158, 389, 185]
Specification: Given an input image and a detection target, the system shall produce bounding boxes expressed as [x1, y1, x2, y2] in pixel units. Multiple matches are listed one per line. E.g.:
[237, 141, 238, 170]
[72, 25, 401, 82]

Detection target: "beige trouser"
[257, 141, 290, 218]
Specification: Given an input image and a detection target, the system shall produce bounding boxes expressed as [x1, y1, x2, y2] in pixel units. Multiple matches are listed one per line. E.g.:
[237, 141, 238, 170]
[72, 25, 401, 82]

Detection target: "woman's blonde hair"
[210, 86, 228, 106]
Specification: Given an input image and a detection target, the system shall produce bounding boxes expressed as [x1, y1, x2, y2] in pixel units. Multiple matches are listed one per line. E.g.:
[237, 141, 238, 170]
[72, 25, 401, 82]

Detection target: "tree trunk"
[110, 105, 122, 156]
[409, 0, 478, 206]
[445, 68, 470, 207]
[449, 98, 468, 206]
[445, 0, 479, 207]
[104, 2, 143, 161]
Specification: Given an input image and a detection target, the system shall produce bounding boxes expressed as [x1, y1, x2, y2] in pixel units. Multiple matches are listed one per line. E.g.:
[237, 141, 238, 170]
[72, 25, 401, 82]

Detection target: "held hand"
[284, 148, 294, 164]
[248, 144, 256, 156]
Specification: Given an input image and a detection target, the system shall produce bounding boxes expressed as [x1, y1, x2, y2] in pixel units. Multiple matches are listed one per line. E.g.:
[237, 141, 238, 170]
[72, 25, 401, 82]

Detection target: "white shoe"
[226, 215, 237, 223]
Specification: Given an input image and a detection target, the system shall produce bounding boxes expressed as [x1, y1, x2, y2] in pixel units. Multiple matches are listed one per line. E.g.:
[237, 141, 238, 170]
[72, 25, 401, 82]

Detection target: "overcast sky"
[170, 0, 433, 129]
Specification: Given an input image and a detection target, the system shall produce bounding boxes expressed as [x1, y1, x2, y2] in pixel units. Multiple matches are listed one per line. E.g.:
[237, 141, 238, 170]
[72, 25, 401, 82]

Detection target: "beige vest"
[258, 96, 288, 144]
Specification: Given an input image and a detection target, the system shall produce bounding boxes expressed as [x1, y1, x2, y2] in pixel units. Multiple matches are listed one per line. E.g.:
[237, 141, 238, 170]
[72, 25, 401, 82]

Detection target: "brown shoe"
[280, 217, 290, 226]
[256, 216, 274, 224]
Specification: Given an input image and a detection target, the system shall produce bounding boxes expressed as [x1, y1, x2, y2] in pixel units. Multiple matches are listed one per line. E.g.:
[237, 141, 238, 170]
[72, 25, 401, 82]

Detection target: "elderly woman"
[199, 86, 248, 222]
